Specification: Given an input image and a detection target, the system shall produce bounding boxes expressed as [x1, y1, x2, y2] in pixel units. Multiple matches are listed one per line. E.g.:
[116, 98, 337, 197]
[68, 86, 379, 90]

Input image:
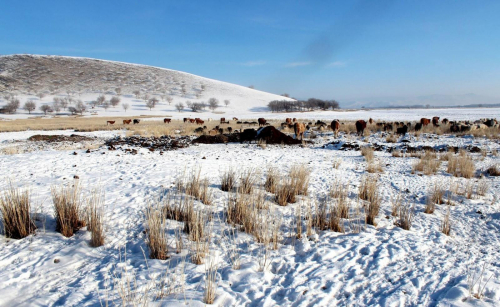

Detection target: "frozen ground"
[1, 124, 500, 306]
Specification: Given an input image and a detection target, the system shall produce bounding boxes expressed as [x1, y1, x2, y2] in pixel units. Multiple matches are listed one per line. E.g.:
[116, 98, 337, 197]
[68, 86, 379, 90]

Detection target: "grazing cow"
[450, 125, 460, 133]
[183, 118, 188, 123]
[331, 120, 340, 138]
[107, 121, 115, 125]
[189, 119, 195, 123]
[219, 128, 224, 134]
[293, 118, 297, 122]
[442, 118, 449, 125]
[233, 117, 238, 121]
[194, 127, 204, 133]
[208, 130, 217, 136]
[195, 118, 204, 125]
[258, 118, 267, 126]
[432, 117, 440, 126]
[294, 123, 306, 140]
[123, 119, 132, 125]
[384, 123, 393, 132]
[286, 118, 292, 124]
[484, 119, 496, 127]
[369, 118, 373, 124]
[415, 123, 423, 131]
[164, 118, 171, 124]
[133, 119, 140, 124]
[421, 118, 431, 126]
[227, 127, 233, 133]
[461, 125, 471, 132]
[397, 125, 408, 136]
[355, 120, 367, 136]
[220, 117, 226, 124]
[281, 123, 288, 129]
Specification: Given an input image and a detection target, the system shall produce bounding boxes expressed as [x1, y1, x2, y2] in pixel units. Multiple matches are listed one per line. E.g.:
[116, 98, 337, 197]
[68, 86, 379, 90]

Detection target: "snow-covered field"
[1, 119, 500, 306]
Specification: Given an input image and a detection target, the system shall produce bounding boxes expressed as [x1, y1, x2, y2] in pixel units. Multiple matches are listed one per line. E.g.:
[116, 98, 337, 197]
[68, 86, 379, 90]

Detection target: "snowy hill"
[0, 54, 292, 118]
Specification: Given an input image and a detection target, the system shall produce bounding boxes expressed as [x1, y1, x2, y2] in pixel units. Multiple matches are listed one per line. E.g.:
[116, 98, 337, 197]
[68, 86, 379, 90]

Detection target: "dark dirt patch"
[255, 126, 303, 145]
[192, 134, 239, 144]
[28, 134, 95, 142]
[105, 136, 191, 153]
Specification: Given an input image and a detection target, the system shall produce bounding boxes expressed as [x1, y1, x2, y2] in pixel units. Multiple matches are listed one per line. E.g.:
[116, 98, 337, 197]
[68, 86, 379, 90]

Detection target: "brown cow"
[432, 117, 440, 126]
[286, 118, 292, 124]
[133, 119, 140, 124]
[421, 118, 431, 126]
[189, 119, 195, 123]
[107, 121, 115, 125]
[164, 118, 171, 124]
[233, 117, 238, 121]
[183, 118, 188, 123]
[258, 118, 266, 126]
[442, 118, 449, 125]
[355, 120, 367, 136]
[331, 120, 340, 138]
[369, 118, 373, 124]
[123, 119, 132, 125]
[220, 117, 226, 124]
[294, 122, 306, 140]
[293, 118, 297, 122]
[195, 118, 204, 125]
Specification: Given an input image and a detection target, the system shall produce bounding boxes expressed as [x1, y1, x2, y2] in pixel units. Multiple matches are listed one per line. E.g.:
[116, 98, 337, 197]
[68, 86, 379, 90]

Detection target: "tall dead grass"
[412, 151, 441, 175]
[52, 181, 85, 237]
[145, 203, 169, 260]
[447, 151, 475, 178]
[239, 168, 258, 194]
[289, 164, 311, 196]
[220, 168, 236, 192]
[0, 184, 36, 239]
[359, 176, 381, 226]
[361, 147, 375, 162]
[87, 188, 105, 247]
[396, 203, 414, 230]
[264, 166, 279, 194]
[441, 207, 451, 236]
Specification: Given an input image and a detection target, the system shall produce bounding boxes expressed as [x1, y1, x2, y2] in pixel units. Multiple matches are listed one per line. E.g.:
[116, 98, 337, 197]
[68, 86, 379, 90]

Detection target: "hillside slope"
[0, 54, 291, 118]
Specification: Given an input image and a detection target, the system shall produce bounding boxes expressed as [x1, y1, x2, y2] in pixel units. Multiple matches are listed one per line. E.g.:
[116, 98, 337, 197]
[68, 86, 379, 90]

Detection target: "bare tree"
[208, 98, 219, 111]
[146, 100, 155, 110]
[166, 96, 173, 105]
[191, 102, 204, 112]
[75, 100, 86, 115]
[224, 100, 230, 107]
[110, 96, 120, 107]
[149, 97, 159, 107]
[186, 101, 192, 109]
[52, 100, 61, 112]
[175, 103, 184, 112]
[281, 93, 290, 98]
[8, 99, 20, 112]
[37, 92, 46, 100]
[115, 87, 121, 95]
[96, 95, 106, 105]
[122, 103, 130, 112]
[102, 101, 110, 111]
[40, 104, 52, 115]
[60, 99, 68, 110]
[142, 94, 150, 101]
[133, 90, 141, 98]
[89, 100, 98, 109]
[23, 101, 36, 114]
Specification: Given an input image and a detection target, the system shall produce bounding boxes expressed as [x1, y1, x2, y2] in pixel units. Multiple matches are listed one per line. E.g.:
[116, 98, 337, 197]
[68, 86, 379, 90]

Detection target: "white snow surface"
[1, 124, 500, 306]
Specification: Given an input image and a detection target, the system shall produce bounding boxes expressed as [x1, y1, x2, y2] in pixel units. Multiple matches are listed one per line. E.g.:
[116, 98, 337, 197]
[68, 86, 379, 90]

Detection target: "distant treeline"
[376, 103, 500, 109]
[268, 98, 340, 112]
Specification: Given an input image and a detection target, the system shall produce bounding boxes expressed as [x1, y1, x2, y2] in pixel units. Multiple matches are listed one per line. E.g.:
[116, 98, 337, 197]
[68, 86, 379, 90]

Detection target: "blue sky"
[1, 0, 500, 105]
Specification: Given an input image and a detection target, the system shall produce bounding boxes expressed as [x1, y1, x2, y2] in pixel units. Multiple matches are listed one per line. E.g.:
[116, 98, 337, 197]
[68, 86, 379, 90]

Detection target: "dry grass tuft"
[145, 203, 169, 260]
[220, 168, 236, 192]
[289, 164, 311, 196]
[392, 150, 403, 158]
[447, 151, 475, 178]
[476, 179, 489, 197]
[386, 134, 397, 143]
[391, 193, 402, 217]
[396, 203, 414, 230]
[332, 159, 341, 169]
[52, 181, 85, 237]
[0, 184, 36, 239]
[88, 188, 105, 247]
[412, 151, 441, 175]
[204, 256, 218, 304]
[361, 146, 375, 162]
[264, 166, 279, 194]
[441, 206, 451, 236]
[367, 160, 384, 173]
[275, 179, 297, 206]
[329, 180, 349, 218]
[257, 139, 267, 149]
[429, 182, 445, 205]
[188, 210, 211, 265]
[239, 168, 258, 194]
[359, 176, 381, 226]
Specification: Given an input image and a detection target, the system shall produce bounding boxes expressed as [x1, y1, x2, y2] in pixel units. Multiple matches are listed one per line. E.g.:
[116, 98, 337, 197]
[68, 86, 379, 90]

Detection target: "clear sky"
[1, 0, 500, 106]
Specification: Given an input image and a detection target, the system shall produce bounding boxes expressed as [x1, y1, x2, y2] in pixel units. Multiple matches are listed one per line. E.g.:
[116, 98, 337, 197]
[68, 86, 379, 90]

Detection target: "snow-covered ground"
[1, 123, 500, 306]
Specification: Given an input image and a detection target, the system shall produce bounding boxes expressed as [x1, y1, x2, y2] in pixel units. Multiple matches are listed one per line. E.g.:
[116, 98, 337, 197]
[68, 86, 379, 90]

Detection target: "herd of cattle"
[105, 116, 499, 140]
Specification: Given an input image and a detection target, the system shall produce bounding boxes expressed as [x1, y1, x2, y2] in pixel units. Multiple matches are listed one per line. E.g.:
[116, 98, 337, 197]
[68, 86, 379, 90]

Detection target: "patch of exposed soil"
[28, 134, 95, 142]
[105, 135, 192, 153]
